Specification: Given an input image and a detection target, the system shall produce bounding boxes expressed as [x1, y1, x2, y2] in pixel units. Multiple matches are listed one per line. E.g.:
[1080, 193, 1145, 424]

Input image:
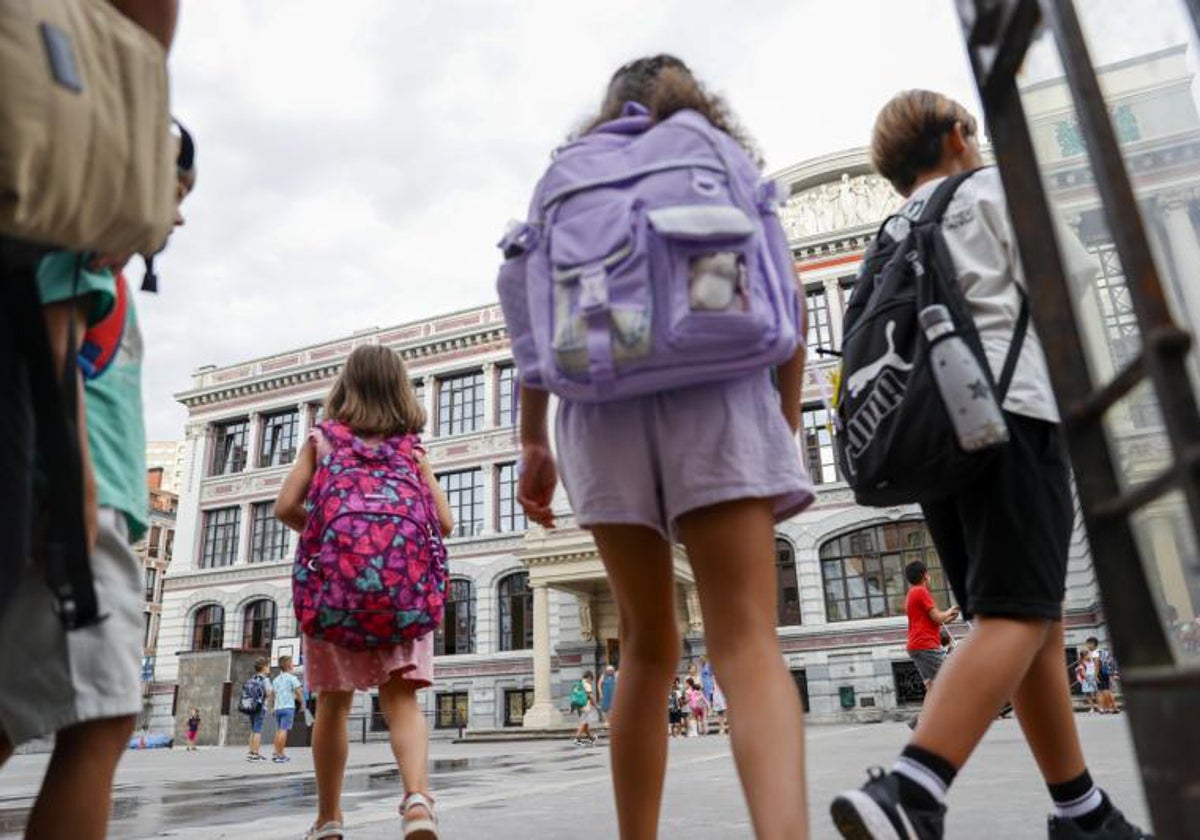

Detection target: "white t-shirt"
[883, 167, 1097, 424]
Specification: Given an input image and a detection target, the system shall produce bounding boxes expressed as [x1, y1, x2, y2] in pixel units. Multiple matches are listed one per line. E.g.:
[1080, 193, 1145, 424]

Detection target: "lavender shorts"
[555, 371, 814, 541]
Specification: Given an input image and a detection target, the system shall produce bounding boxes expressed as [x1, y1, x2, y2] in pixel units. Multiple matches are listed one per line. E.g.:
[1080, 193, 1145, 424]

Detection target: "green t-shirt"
[36, 254, 148, 541]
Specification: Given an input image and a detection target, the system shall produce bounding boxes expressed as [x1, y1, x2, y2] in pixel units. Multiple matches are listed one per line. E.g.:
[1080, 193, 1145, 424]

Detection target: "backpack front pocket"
[647, 204, 773, 351]
[549, 200, 652, 385]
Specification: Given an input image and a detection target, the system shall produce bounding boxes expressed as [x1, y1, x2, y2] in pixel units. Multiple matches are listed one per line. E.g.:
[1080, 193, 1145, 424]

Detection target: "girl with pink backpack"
[508, 55, 814, 838]
[276, 345, 453, 840]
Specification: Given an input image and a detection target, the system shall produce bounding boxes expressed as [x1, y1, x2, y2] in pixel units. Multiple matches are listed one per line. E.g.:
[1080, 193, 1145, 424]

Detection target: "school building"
[150, 45, 1200, 740]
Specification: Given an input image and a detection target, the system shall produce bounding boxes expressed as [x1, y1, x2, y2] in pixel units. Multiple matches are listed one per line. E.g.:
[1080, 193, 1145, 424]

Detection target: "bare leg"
[312, 690, 354, 828]
[590, 524, 681, 840]
[273, 715, 288, 757]
[678, 499, 807, 840]
[378, 675, 431, 818]
[1010, 621, 1087, 784]
[26, 715, 135, 840]
[910, 616, 1050, 767]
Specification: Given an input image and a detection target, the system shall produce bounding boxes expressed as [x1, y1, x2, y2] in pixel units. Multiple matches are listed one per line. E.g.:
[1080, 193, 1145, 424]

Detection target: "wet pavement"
[0, 716, 1150, 838]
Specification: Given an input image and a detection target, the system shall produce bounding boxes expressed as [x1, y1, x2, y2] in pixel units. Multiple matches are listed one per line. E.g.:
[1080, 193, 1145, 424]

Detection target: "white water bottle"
[919, 305, 1009, 451]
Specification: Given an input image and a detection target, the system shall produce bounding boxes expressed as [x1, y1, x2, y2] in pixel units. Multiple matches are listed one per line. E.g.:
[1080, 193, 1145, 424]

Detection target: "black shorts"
[920, 413, 1072, 621]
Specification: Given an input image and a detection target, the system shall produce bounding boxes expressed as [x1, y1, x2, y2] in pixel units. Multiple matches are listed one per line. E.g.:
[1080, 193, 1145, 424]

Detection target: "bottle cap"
[918, 304, 951, 329]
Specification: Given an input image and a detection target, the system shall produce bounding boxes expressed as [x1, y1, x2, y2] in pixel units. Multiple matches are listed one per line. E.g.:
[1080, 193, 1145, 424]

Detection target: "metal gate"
[953, 1, 1200, 836]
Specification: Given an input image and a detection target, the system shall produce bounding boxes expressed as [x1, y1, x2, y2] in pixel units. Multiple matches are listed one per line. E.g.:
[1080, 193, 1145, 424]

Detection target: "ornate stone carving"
[779, 174, 901, 239]
[685, 586, 703, 632]
[577, 595, 594, 641]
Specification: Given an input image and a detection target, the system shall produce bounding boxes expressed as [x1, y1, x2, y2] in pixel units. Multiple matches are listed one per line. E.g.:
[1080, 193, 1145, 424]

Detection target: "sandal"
[400, 791, 438, 839]
[303, 820, 344, 839]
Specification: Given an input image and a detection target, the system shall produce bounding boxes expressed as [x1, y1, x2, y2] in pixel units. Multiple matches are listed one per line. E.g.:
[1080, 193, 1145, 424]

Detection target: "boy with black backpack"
[240, 657, 274, 761]
[830, 90, 1150, 840]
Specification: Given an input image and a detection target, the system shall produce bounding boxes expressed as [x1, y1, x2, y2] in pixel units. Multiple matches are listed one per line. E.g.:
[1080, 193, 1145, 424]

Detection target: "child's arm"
[517, 385, 557, 528]
[777, 287, 807, 433]
[275, 439, 316, 532]
[416, 454, 455, 537]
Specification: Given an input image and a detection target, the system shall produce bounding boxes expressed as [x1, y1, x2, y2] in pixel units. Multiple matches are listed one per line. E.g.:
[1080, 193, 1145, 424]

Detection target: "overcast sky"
[137, 0, 1193, 440]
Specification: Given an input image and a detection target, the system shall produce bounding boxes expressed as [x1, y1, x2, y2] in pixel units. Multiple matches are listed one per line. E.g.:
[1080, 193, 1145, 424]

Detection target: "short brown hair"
[278, 654, 293, 670]
[870, 90, 978, 195]
[325, 345, 425, 437]
[577, 54, 761, 168]
[254, 656, 269, 672]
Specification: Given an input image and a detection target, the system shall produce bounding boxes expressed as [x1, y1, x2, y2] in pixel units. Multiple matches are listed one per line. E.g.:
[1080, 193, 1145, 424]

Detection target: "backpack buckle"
[579, 266, 608, 313]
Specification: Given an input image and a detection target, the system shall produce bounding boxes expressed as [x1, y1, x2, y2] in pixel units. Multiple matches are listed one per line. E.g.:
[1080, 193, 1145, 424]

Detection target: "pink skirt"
[303, 633, 434, 693]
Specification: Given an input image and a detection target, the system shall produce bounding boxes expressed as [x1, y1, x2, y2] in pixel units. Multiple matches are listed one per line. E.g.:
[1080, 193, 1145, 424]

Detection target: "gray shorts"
[908, 648, 946, 684]
[0, 507, 143, 746]
[555, 371, 814, 541]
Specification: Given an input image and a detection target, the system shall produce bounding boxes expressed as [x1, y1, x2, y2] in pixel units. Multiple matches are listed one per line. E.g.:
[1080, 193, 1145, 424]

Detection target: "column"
[297, 400, 313, 438]
[522, 582, 562, 728]
[235, 503, 254, 566]
[480, 463, 497, 537]
[824, 277, 845, 350]
[246, 412, 264, 471]
[482, 361, 497, 429]
[1160, 195, 1200, 341]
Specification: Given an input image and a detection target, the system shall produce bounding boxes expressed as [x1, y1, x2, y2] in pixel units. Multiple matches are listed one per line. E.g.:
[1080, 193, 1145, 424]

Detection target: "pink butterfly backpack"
[292, 420, 448, 650]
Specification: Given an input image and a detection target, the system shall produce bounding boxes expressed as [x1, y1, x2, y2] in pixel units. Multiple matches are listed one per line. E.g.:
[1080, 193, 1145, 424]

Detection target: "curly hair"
[574, 54, 762, 168]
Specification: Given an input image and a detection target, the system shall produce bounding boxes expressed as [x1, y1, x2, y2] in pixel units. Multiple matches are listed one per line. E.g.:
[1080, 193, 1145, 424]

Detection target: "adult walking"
[598, 665, 618, 724]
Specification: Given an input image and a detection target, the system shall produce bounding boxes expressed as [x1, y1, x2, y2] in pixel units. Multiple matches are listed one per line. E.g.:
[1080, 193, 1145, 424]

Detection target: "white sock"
[892, 757, 949, 805]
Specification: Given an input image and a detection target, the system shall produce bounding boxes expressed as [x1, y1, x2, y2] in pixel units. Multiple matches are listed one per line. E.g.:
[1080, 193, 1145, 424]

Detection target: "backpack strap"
[996, 289, 1030, 400]
[917, 168, 983, 225]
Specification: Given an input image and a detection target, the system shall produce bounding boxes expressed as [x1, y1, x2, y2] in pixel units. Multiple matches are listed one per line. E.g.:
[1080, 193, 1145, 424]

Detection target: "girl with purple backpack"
[276, 345, 453, 840]
[514, 55, 814, 838]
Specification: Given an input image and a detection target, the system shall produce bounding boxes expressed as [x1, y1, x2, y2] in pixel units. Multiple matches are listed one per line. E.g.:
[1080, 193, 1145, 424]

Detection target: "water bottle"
[919, 305, 1009, 451]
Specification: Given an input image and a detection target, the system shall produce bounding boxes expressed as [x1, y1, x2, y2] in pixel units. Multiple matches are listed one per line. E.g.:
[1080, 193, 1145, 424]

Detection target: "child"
[830, 90, 1149, 840]
[270, 655, 303, 763]
[711, 679, 728, 736]
[1076, 648, 1099, 714]
[185, 709, 200, 751]
[686, 678, 710, 737]
[572, 671, 598, 746]
[276, 345, 453, 840]
[245, 656, 274, 761]
[0, 122, 197, 839]
[515, 55, 813, 839]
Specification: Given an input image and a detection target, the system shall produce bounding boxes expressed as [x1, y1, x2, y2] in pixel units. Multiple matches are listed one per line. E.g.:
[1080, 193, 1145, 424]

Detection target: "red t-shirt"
[906, 585, 941, 651]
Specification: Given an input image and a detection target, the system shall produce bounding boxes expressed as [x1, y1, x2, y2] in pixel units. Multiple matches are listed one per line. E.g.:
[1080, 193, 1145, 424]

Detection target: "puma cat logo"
[846, 321, 913, 399]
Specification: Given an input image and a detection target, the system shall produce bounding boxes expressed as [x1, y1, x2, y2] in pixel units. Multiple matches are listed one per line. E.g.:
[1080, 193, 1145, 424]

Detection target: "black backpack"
[238, 675, 267, 715]
[834, 170, 1028, 506]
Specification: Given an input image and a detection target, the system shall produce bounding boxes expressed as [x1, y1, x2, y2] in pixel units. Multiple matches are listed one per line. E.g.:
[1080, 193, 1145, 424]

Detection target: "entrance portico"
[518, 523, 698, 728]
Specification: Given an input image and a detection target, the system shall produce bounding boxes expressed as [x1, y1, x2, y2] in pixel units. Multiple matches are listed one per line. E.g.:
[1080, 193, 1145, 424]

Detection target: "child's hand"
[518, 443, 558, 529]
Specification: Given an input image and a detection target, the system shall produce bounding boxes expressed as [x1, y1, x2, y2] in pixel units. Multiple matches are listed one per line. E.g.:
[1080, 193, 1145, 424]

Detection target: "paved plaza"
[0, 716, 1148, 838]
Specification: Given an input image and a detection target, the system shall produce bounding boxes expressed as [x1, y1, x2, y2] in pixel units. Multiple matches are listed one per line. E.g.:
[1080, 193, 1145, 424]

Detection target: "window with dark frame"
[434, 579, 476, 655]
[200, 507, 241, 569]
[806, 287, 834, 352]
[801, 405, 840, 485]
[819, 521, 951, 623]
[259, 409, 300, 468]
[144, 567, 157, 603]
[242, 599, 277, 650]
[791, 669, 811, 712]
[497, 365, 518, 428]
[210, 418, 249, 476]
[776, 539, 802, 626]
[436, 371, 485, 437]
[435, 692, 469, 729]
[249, 501, 290, 563]
[498, 571, 533, 652]
[496, 462, 526, 533]
[504, 688, 535, 727]
[164, 529, 175, 563]
[148, 524, 162, 558]
[436, 469, 484, 538]
[144, 612, 154, 647]
[191, 603, 225, 651]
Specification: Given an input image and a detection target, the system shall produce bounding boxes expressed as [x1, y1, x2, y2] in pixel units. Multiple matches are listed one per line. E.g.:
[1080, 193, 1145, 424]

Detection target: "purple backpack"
[292, 421, 447, 651]
[497, 102, 801, 402]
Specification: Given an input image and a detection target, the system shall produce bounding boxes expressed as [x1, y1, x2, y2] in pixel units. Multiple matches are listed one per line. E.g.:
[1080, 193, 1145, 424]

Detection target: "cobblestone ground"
[0, 716, 1149, 838]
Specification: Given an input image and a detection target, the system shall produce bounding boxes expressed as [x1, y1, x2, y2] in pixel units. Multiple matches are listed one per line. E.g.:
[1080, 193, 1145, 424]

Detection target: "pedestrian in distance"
[185, 708, 200, 751]
[572, 671, 599, 746]
[275, 345, 454, 840]
[1076, 648, 1099, 714]
[599, 665, 618, 725]
[830, 89, 1151, 840]
[700, 654, 716, 707]
[0, 108, 195, 840]
[1087, 637, 1119, 715]
[512, 54, 814, 840]
[903, 561, 960, 731]
[711, 678, 729, 735]
[686, 677, 711, 736]
[668, 678, 685, 738]
[240, 656, 274, 761]
[270, 655, 303, 763]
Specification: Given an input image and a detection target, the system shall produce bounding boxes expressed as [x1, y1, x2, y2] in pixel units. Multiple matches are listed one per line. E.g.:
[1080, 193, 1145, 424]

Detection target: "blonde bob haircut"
[870, 89, 978, 196]
[324, 345, 426, 437]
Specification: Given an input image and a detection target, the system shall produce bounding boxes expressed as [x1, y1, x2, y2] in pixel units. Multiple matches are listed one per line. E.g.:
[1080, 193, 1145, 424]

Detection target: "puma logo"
[847, 321, 913, 399]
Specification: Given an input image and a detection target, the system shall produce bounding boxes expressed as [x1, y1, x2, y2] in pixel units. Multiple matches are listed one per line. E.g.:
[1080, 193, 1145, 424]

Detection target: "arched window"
[435, 579, 476, 655]
[819, 521, 952, 622]
[498, 571, 533, 652]
[242, 599, 277, 650]
[776, 539, 802, 626]
[192, 603, 225, 651]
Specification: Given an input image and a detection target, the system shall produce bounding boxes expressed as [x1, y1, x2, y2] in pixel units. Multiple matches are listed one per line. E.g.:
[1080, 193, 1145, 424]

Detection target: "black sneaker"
[1047, 802, 1153, 839]
[831, 768, 946, 840]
